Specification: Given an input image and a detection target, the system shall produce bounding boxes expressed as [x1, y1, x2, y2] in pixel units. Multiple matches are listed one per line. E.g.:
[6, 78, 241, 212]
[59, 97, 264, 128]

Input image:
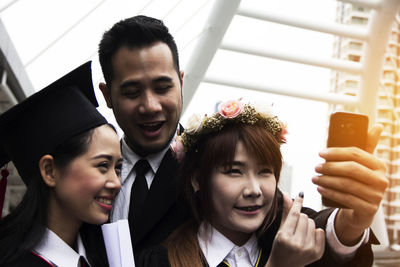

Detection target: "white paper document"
[101, 219, 135, 267]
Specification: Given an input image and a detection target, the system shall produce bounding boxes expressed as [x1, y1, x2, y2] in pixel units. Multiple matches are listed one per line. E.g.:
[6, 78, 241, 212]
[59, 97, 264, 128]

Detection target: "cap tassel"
[0, 167, 9, 218]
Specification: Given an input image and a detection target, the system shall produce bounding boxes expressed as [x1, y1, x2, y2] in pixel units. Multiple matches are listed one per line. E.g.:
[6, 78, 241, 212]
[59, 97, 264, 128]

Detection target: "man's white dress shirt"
[110, 138, 169, 222]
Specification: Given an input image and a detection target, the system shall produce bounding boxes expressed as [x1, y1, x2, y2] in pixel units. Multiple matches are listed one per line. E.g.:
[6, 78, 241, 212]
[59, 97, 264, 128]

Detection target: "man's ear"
[191, 175, 199, 192]
[99, 82, 113, 108]
[39, 155, 57, 187]
[179, 70, 184, 88]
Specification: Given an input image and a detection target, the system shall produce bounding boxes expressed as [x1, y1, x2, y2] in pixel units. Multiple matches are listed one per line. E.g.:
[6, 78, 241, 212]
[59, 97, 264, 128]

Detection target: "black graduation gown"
[7, 251, 94, 267]
[7, 251, 54, 267]
[135, 190, 376, 267]
[130, 149, 191, 255]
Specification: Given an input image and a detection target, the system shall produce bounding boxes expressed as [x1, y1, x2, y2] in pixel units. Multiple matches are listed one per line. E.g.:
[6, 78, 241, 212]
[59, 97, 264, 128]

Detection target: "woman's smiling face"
[49, 125, 123, 227]
[209, 141, 276, 246]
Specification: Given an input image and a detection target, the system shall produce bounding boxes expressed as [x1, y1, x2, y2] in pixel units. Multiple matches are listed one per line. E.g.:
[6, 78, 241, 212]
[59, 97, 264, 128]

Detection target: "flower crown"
[171, 99, 288, 162]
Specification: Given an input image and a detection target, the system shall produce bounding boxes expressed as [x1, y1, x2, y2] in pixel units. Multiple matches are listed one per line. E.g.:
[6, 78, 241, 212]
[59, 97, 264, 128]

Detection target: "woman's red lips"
[236, 205, 261, 211]
[96, 196, 113, 211]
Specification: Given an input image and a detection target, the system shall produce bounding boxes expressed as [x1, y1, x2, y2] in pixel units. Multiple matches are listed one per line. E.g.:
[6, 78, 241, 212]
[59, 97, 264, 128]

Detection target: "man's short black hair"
[98, 15, 180, 86]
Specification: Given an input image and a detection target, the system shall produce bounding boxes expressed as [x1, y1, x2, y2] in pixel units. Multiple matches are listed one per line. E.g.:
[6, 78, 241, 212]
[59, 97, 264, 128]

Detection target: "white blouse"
[198, 223, 260, 267]
[33, 228, 90, 267]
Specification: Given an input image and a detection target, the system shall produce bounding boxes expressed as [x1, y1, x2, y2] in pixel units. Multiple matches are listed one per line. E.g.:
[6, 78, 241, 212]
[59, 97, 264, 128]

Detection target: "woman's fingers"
[291, 213, 309, 243]
[281, 192, 303, 232]
[315, 228, 325, 257]
[318, 147, 386, 176]
[365, 124, 383, 154]
[280, 191, 294, 227]
[270, 193, 325, 267]
[312, 174, 385, 206]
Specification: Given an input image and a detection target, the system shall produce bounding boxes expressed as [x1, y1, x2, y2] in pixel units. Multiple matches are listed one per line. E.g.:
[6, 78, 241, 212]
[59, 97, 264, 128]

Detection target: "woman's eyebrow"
[90, 154, 112, 161]
[226, 161, 245, 166]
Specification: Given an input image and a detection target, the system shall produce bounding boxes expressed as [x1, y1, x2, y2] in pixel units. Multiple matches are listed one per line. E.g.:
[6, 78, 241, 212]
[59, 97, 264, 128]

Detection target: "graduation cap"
[0, 61, 107, 186]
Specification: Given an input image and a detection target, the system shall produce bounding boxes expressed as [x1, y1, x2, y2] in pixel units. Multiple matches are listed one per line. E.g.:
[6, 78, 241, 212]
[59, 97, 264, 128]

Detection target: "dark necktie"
[79, 256, 89, 267]
[128, 159, 151, 223]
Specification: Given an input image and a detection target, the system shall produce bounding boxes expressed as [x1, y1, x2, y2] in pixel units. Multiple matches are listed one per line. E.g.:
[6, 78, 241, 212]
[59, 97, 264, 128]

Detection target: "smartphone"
[322, 111, 369, 208]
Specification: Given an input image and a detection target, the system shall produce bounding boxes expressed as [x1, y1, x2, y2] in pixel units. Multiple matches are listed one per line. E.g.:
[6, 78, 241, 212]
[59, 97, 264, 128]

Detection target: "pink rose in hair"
[280, 122, 288, 143]
[218, 100, 244, 119]
[170, 137, 185, 163]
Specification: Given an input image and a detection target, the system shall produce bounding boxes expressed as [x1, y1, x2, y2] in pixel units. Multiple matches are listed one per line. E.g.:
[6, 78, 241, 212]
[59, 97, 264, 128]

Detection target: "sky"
[0, 0, 339, 209]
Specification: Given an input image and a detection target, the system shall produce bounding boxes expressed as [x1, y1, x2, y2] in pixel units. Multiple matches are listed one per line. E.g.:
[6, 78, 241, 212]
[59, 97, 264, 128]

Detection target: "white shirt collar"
[197, 223, 259, 267]
[120, 137, 168, 184]
[34, 228, 90, 267]
[110, 134, 175, 222]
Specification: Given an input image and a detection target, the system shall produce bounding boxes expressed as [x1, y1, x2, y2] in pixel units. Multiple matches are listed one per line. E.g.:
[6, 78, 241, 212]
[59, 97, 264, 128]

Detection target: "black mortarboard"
[0, 61, 107, 184]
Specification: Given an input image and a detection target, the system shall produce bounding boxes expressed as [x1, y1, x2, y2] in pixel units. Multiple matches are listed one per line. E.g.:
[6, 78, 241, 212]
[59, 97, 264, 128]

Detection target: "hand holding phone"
[322, 112, 369, 208]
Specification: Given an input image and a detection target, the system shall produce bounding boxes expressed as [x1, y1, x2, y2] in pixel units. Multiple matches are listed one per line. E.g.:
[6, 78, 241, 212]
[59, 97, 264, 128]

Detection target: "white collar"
[197, 223, 259, 267]
[120, 137, 169, 183]
[34, 228, 90, 267]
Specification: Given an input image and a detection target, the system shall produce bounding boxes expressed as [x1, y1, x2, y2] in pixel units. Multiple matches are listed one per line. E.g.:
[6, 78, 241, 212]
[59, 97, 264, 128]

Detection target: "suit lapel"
[132, 149, 179, 243]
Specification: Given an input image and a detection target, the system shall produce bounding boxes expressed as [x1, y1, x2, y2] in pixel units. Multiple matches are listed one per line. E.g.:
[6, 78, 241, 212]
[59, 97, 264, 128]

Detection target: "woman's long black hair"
[0, 124, 116, 266]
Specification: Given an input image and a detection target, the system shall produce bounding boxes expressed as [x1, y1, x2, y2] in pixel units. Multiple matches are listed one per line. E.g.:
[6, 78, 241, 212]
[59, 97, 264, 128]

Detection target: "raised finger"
[281, 191, 294, 227]
[282, 192, 304, 233]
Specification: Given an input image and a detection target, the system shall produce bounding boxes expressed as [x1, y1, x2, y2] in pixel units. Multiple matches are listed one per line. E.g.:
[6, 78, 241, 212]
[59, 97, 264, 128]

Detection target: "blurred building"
[331, 2, 400, 248]
[0, 19, 31, 217]
[279, 162, 294, 194]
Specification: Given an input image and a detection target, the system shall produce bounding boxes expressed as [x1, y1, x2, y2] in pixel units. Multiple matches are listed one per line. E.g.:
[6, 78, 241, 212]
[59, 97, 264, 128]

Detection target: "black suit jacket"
[131, 148, 190, 255]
